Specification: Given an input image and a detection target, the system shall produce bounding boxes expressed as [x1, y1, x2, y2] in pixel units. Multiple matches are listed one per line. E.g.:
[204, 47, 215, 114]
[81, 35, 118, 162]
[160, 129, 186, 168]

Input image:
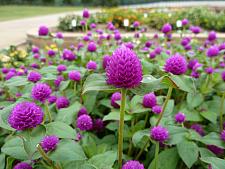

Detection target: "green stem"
[118, 88, 127, 169]
[45, 102, 52, 123]
[144, 112, 149, 128]
[154, 142, 159, 169]
[156, 87, 173, 126]
[135, 139, 149, 160]
[127, 120, 135, 156]
[74, 82, 77, 94]
[220, 93, 225, 131]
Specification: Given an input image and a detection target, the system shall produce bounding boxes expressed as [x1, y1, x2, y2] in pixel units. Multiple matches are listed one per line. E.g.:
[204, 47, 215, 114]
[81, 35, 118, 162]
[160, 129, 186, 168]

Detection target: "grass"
[0, 5, 83, 21]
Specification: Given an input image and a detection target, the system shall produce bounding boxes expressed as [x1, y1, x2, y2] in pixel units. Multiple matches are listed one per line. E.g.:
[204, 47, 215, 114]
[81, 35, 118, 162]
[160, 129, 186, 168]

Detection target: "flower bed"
[0, 8, 225, 169]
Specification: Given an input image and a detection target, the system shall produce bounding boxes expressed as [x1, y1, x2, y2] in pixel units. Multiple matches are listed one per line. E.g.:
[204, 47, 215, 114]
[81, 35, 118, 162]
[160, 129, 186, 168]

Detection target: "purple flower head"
[54, 75, 64, 87]
[32, 83, 51, 102]
[93, 118, 104, 132]
[106, 46, 142, 88]
[149, 51, 157, 59]
[78, 107, 88, 117]
[111, 92, 121, 108]
[150, 125, 169, 142]
[5, 71, 16, 80]
[41, 135, 59, 153]
[190, 26, 201, 34]
[8, 101, 44, 130]
[143, 92, 157, 108]
[145, 41, 152, 48]
[152, 105, 162, 114]
[133, 21, 140, 28]
[206, 45, 219, 57]
[208, 31, 217, 41]
[124, 42, 134, 50]
[2, 67, 9, 74]
[56, 32, 63, 39]
[27, 71, 41, 83]
[207, 145, 224, 155]
[90, 23, 96, 29]
[68, 70, 81, 81]
[102, 55, 111, 69]
[77, 42, 84, 50]
[33, 53, 40, 59]
[83, 35, 90, 41]
[188, 59, 198, 70]
[114, 33, 121, 41]
[80, 20, 86, 26]
[76, 114, 93, 131]
[32, 46, 39, 54]
[154, 47, 162, 55]
[134, 32, 140, 38]
[164, 54, 187, 75]
[175, 112, 186, 123]
[122, 160, 145, 169]
[222, 71, 225, 81]
[205, 67, 214, 74]
[191, 71, 200, 78]
[30, 63, 39, 69]
[56, 96, 70, 109]
[191, 124, 204, 136]
[57, 64, 67, 73]
[181, 37, 191, 46]
[221, 130, 225, 142]
[48, 49, 56, 57]
[48, 95, 57, 104]
[181, 18, 189, 26]
[75, 132, 82, 141]
[38, 25, 49, 36]
[83, 8, 90, 18]
[14, 162, 32, 169]
[219, 42, 225, 51]
[87, 42, 97, 52]
[161, 23, 172, 34]
[86, 60, 97, 71]
[62, 49, 76, 61]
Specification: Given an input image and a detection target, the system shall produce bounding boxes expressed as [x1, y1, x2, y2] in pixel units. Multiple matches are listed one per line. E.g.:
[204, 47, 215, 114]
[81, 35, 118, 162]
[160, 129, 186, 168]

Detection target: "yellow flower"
[0, 54, 10, 62]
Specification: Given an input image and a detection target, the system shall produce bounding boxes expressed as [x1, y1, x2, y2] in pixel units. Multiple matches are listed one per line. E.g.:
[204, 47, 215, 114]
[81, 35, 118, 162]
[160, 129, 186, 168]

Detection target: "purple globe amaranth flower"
[190, 26, 201, 34]
[5, 71, 16, 80]
[27, 71, 41, 83]
[175, 112, 186, 123]
[56, 96, 70, 109]
[191, 71, 200, 79]
[145, 41, 152, 48]
[111, 92, 121, 108]
[114, 33, 121, 41]
[102, 55, 111, 69]
[164, 54, 187, 75]
[38, 25, 49, 36]
[221, 130, 225, 141]
[30, 63, 40, 69]
[31, 83, 51, 102]
[48, 49, 56, 57]
[77, 42, 84, 50]
[57, 64, 67, 73]
[87, 42, 97, 52]
[133, 21, 140, 28]
[83, 35, 90, 41]
[83, 8, 90, 18]
[90, 23, 96, 29]
[122, 160, 145, 169]
[207, 145, 224, 155]
[78, 107, 88, 117]
[48, 95, 57, 104]
[8, 101, 44, 130]
[62, 49, 76, 61]
[152, 105, 162, 114]
[219, 42, 225, 51]
[191, 124, 204, 136]
[56, 32, 63, 39]
[208, 31, 217, 41]
[14, 162, 33, 169]
[80, 20, 86, 26]
[181, 18, 189, 26]
[54, 75, 64, 87]
[93, 118, 104, 132]
[68, 70, 81, 81]
[161, 23, 172, 34]
[188, 59, 198, 70]
[150, 125, 169, 142]
[154, 47, 162, 55]
[33, 53, 40, 59]
[76, 114, 93, 131]
[124, 42, 134, 49]
[41, 135, 59, 153]
[221, 71, 225, 81]
[32, 46, 39, 54]
[205, 67, 214, 74]
[143, 92, 157, 108]
[106, 46, 142, 88]
[206, 45, 219, 57]
[149, 51, 157, 59]
[86, 60, 97, 71]
[2, 67, 9, 74]
[181, 37, 191, 46]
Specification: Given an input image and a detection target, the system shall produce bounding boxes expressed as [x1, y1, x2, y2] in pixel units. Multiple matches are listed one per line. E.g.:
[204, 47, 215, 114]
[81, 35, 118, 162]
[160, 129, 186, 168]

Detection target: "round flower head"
[161, 23, 172, 34]
[48, 95, 57, 104]
[190, 26, 201, 34]
[62, 49, 76, 61]
[78, 107, 88, 117]
[68, 70, 81, 81]
[8, 101, 44, 130]
[114, 33, 121, 41]
[208, 31, 217, 41]
[14, 162, 32, 169]
[47, 49, 56, 57]
[54, 75, 64, 87]
[111, 92, 121, 108]
[57, 64, 67, 73]
[181, 37, 191, 46]
[149, 51, 156, 59]
[175, 112, 186, 123]
[41, 135, 59, 153]
[56, 96, 70, 109]
[188, 59, 198, 70]
[80, 20, 86, 26]
[31, 83, 51, 102]
[191, 124, 204, 136]
[106, 46, 142, 88]
[207, 145, 224, 155]
[206, 45, 219, 57]
[221, 130, 225, 142]
[150, 126, 169, 142]
[87, 42, 97, 52]
[145, 41, 152, 48]
[164, 54, 187, 75]
[33, 53, 40, 59]
[90, 23, 96, 29]
[205, 67, 214, 74]
[86, 60, 97, 71]
[133, 21, 140, 28]
[93, 118, 104, 132]
[181, 18, 189, 26]
[32, 46, 39, 54]
[56, 32, 63, 39]
[5, 71, 16, 80]
[122, 160, 145, 169]
[154, 47, 162, 55]
[143, 92, 157, 108]
[2, 67, 9, 74]
[38, 25, 49, 36]
[27, 71, 41, 83]
[102, 55, 111, 69]
[221, 71, 225, 81]
[152, 105, 162, 114]
[83, 8, 90, 18]
[125, 42, 134, 49]
[76, 114, 93, 131]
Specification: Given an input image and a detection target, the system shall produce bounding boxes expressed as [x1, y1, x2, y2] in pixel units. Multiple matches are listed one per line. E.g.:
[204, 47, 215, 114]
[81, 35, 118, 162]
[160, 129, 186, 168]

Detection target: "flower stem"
[154, 142, 159, 169]
[156, 87, 173, 126]
[135, 139, 149, 160]
[220, 93, 225, 131]
[118, 88, 127, 169]
[73, 82, 77, 94]
[45, 102, 52, 123]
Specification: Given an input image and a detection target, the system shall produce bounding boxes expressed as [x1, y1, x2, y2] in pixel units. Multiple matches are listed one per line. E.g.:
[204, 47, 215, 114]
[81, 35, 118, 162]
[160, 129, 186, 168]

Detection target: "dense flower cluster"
[40, 135, 59, 152]
[150, 126, 169, 142]
[122, 160, 145, 169]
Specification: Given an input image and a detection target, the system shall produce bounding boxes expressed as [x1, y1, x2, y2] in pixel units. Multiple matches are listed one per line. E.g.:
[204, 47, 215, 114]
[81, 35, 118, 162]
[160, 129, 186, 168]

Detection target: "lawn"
[0, 5, 82, 21]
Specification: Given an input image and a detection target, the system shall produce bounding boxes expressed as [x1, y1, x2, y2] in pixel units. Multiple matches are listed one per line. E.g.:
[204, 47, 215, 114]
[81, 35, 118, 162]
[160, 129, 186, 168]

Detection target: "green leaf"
[0, 105, 15, 131]
[83, 91, 98, 112]
[148, 148, 179, 169]
[4, 76, 29, 87]
[82, 73, 117, 94]
[199, 147, 216, 158]
[0, 154, 5, 169]
[49, 139, 86, 162]
[200, 111, 217, 124]
[132, 129, 150, 148]
[56, 102, 81, 125]
[167, 126, 188, 145]
[46, 122, 76, 139]
[200, 132, 225, 149]
[130, 95, 149, 114]
[88, 151, 117, 169]
[103, 111, 132, 121]
[39, 66, 57, 74]
[187, 93, 204, 108]
[177, 140, 199, 168]
[59, 80, 71, 91]
[201, 157, 225, 169]
[180, 108, 203, 122]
